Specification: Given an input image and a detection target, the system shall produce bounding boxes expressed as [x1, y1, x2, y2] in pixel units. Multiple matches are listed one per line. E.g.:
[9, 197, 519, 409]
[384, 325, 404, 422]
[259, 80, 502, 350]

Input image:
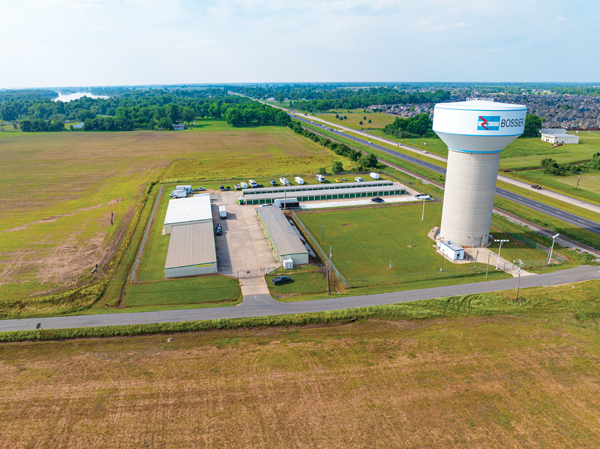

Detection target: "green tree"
[158, 117, 173, 129]
[368, 119, 372, 124]
[359, 121, 363, 125]
[523, 113, 542, 137]
[183, 107, 195, 125]
[319, 167, 327, 175]
[331, 161, 343, 173]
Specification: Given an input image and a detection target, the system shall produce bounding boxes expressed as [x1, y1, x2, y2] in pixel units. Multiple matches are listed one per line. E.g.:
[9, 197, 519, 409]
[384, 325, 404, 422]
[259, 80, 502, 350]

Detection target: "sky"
[1, 0, 599, 88]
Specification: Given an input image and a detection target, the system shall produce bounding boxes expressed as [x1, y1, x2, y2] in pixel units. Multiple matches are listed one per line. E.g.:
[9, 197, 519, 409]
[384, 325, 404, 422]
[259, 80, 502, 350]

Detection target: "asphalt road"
[295, 116, 600, 235]
[2, 265, 599, 332]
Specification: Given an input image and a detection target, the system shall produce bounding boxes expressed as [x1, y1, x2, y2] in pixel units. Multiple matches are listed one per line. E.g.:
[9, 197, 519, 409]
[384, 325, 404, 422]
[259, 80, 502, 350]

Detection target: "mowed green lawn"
[312, 111, 397, 131]
[124, 275, 241, 307]
[298, 204, 455, 279]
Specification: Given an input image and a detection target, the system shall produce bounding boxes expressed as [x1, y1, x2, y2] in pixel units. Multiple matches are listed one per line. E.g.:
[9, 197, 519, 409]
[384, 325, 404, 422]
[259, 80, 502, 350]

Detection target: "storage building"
[242, 180, 392, 196]
[257, 207, 309, 265]
[244, 184, 405, 205]
[541, 130, 579, 144]
[164, 221, 217, 278]
[163, 193, 212, 234]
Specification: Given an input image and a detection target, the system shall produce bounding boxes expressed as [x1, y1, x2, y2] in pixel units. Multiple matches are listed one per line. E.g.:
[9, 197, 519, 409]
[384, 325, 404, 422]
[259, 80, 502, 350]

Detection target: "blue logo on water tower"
[477, 116, 500, 131]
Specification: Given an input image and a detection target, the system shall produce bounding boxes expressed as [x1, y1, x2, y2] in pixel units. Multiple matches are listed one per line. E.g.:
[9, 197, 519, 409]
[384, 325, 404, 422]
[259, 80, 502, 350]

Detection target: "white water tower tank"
[433, 100, 527, 247]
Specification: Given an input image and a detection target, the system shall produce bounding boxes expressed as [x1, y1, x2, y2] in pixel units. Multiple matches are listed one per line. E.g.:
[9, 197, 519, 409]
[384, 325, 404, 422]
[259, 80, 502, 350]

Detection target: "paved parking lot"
[211, 190, 278, 276]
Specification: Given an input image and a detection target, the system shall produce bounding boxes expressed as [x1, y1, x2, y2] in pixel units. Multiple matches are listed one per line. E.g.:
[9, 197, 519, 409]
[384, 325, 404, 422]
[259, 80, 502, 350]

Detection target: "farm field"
[298, 203, 459, 280]
[0, 123, 336, 303]
[4, 282, 600, 447]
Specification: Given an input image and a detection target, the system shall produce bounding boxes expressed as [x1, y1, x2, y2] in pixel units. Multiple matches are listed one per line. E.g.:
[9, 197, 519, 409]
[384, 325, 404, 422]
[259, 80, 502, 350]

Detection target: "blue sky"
[2, 0, 599, 88]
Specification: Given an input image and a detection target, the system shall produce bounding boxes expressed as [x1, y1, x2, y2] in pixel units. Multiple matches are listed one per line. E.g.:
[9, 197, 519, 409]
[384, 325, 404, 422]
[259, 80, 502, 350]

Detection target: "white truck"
[294, 176, 305, 185]
[279, 177, 290, 186]
[355, 177, 363, 182]
[219, 206, 227, 218]
[370, 172, 380, 180]
[170, 189, 187, 198]
[316, 174, 325, 183]
[249, 179, 257, 188]
[240, 182, 248, 189]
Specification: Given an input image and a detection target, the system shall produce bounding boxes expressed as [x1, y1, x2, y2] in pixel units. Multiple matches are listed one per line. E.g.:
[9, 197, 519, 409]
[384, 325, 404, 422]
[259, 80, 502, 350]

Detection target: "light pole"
[322, 225, 324, 244]
[576, 175, 581, 190]
[515, 259, 523, 301]
[421, 198, 425, 220]
[439, 237, 444, 272]
[514, 243, 519, 269]
[548, 233, 560, 264]
[495, 239, 509, 270]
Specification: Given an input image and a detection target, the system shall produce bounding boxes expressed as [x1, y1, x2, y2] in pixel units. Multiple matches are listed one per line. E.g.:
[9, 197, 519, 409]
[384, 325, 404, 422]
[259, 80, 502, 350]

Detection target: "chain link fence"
[491, 217, 566, 263]
[291, 210, 347, 286]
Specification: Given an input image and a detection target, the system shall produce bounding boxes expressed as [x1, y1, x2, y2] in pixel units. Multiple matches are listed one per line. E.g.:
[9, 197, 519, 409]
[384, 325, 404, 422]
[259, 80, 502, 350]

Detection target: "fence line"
[490, 217, 566, 262]
[381, 170, 444, 203]
[291, 210, 348, 287]
[131, 184, 164, 283]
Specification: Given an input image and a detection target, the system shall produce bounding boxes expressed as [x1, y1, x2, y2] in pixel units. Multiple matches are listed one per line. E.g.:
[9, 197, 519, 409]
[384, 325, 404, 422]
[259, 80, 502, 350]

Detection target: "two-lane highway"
[294, 115, 600, 236]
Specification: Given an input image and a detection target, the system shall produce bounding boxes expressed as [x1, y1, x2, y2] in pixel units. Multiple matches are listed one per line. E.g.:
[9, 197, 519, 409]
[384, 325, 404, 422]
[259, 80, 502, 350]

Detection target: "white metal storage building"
[541, 129, 579, 144]
[163, 193, 212, 234]
[437, 239, 465, 261]
[257, 207, 309, 265]
[164, 221, 217, 278]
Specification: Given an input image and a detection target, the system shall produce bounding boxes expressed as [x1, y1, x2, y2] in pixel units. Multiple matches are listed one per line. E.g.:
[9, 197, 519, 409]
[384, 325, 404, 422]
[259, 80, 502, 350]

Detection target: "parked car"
[234, 184, 241, 190]
[257, 183, 263, 188]
[215, 223, 222, 236]
[371, 197, 385, 203]
[531, 184, 542, 190]
[194, 187, 205, 191]
[334, 178, 342, 183]
[271, 275, 292, 286]
[270, 179, 277, 186]
[342, 178, 348, 181]
[237, 197, 245, 205]
[226, 186, 231, 191]
[219, 185, 225, 191]
[416, 194, 432, 200]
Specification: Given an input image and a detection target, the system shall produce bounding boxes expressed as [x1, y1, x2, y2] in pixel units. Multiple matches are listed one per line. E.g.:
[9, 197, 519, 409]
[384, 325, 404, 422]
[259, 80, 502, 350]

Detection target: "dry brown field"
[0, 125, 337, 300]
[2, 314, 600, 448]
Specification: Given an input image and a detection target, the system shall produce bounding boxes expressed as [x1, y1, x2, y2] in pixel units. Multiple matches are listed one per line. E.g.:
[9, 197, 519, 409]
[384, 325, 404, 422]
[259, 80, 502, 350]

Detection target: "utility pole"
[474, 249, 479, 269]
[576, 175, 581, 189]
[486, 252, 490, 279]
[548, 233, 560, 264]
[326, 261, 330, 295]
[495, 239, 509, 270]
[389, 255, 392, 270]
[421, 198, 425, 221]
[322, 225, 324, 244]
[514, 243, 519, 269]
[329, 246, 333, 295]
[515, 259, 523, 301]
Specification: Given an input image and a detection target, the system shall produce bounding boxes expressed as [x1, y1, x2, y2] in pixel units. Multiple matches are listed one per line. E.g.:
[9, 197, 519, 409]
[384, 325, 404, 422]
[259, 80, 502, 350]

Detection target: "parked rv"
[249, 179, 257, 188]
[370, 172, 380, 180]
[240, 182, 248, 189]
[295, 176, 305, 185]
[170, 190, 187, 198]
[316, 174, 325, 183]
[355, 177, 363, 182]
[279, 177, 290, 186]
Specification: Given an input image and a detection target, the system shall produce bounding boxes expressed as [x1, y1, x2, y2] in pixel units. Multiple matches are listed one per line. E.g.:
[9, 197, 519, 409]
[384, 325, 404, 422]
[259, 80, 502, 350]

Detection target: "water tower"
[433, 100, 527, 247]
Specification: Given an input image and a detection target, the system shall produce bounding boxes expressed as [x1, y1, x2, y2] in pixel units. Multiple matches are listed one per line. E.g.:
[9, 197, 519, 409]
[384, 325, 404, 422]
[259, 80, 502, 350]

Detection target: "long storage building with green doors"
[245, 184, 406, 205]
[257, 207, 309, 265]
[242, 180, 393, 197]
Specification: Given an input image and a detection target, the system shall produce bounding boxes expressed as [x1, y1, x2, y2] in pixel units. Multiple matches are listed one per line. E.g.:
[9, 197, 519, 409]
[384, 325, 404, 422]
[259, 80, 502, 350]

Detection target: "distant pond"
[53, 92, 109, 102]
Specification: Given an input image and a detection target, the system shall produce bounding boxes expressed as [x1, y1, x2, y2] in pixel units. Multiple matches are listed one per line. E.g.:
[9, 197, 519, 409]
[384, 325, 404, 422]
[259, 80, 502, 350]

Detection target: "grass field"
[4, 281, 600, 447]
[266, 266, 328, 298]
[312, 111, 397, 131]
[297, 203, 470, 280]
[0, 123, 336, 303]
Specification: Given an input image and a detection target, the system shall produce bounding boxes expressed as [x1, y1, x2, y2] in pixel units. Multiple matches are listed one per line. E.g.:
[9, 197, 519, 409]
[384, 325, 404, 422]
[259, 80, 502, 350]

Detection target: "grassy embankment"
[3, 282, 600, 446]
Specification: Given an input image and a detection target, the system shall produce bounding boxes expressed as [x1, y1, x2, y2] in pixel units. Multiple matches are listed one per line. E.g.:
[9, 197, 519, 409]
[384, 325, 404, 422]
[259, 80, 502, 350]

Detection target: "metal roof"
[243, 180, 392, 195]
[246, 184, 403, 201]
[164, 193, 212, 227]
[258, 207, 308, 257]
[441, 240, 464, 252]
[165, 221, 216, 269]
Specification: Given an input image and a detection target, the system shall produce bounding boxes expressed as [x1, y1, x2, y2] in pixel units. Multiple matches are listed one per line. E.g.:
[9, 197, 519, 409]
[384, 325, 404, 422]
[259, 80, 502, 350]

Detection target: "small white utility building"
[541, 129, 579, 144]
[437, 239, 465, 261]
[163, 193, 212, 234]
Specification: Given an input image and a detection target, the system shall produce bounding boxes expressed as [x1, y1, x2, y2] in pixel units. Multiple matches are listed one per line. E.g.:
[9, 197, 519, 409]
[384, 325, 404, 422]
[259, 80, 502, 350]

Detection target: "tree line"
[382, 113, 435, 138]
[0, 88, 291, 132]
